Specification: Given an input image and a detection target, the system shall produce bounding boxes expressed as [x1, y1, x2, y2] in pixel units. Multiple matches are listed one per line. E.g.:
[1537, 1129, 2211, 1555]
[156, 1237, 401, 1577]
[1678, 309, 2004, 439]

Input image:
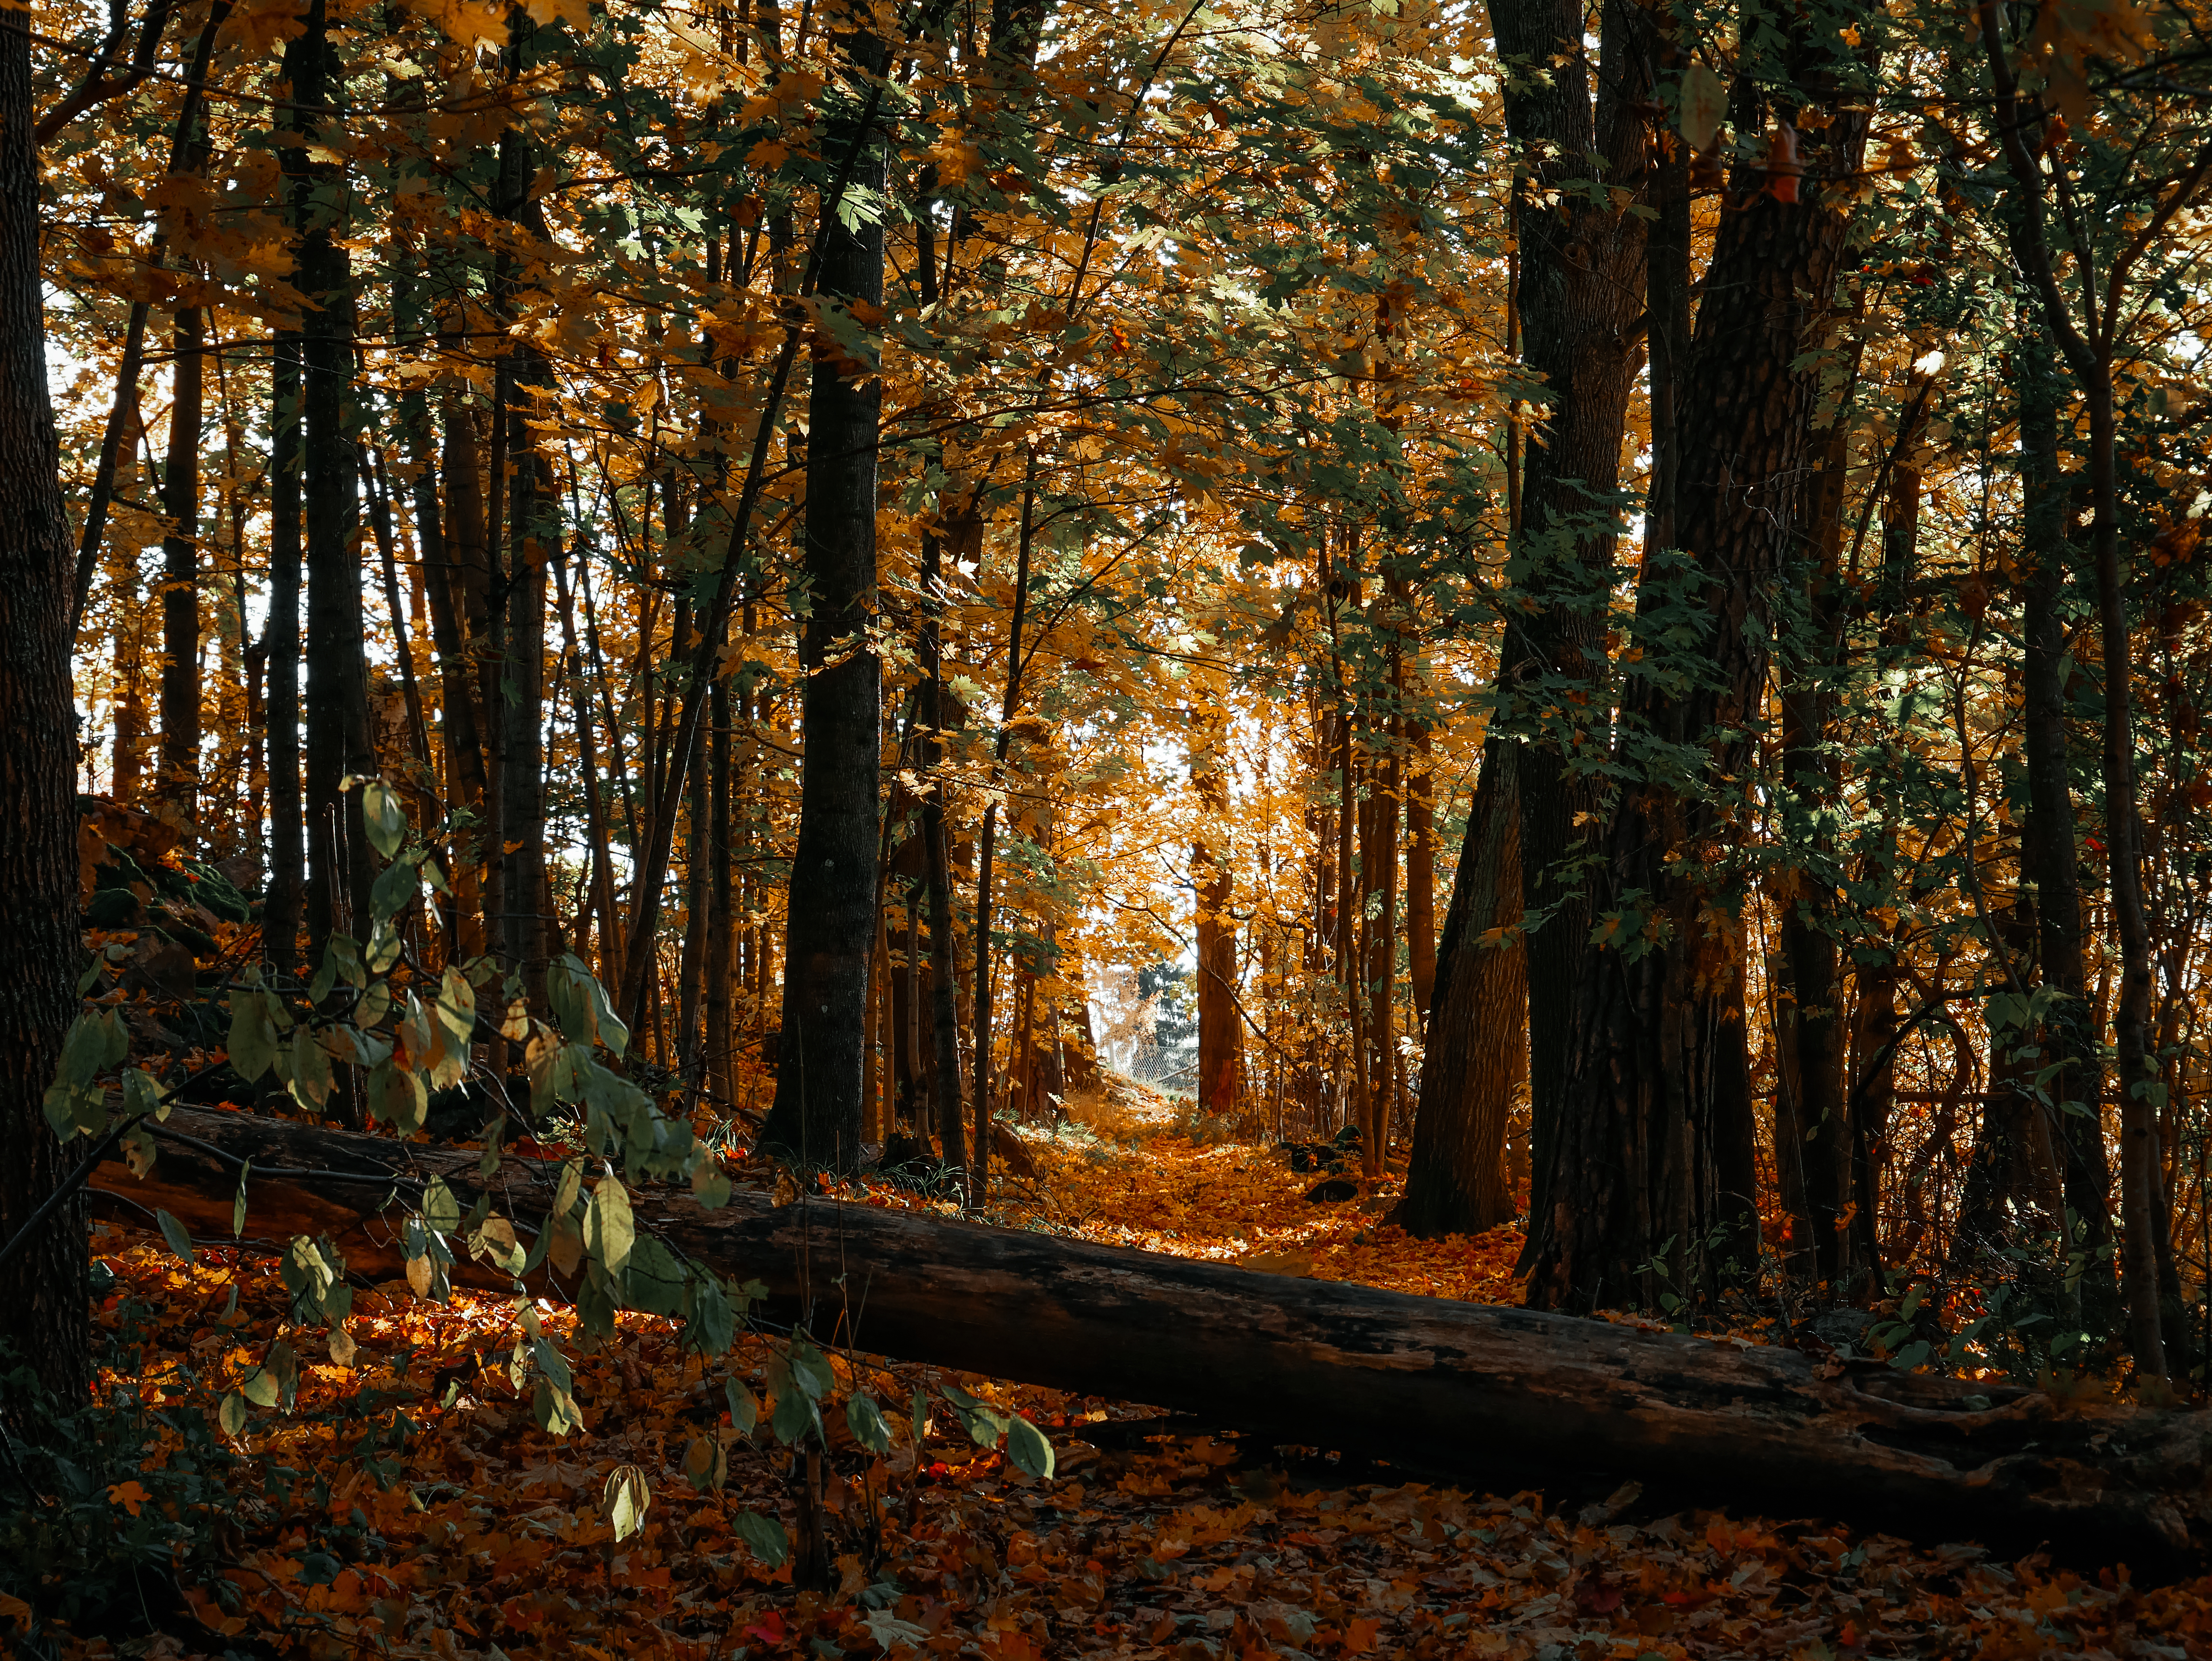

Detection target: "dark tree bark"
[285, 0, 371, 969]
[0, 3, 92, 1400]
[93, 1105, 2212, 1568]
[264, 330, 303, 977]
[1401, 738, 1522, 1238]
[1772, 413, 1856, 1287]
[707, 676, 735, 1101]
[2014, 325, 2120, 1320]
[1193, 713, 1240, 1119]
[1483, 0, 1650, 1202]
[1527, 63, 1873, 1312]
[761, 26, 889, 1173]
[1404, 715, 1436, 1025]
[1975, 3, 2203, 1376]
[158, 304, 203, 820]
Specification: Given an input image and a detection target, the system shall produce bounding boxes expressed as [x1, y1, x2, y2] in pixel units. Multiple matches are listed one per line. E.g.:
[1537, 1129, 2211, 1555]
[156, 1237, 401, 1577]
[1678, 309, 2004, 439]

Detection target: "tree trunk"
[1527, 70, 1872, 1313]
[91, 1104, 2212, 1567]
[2014, 326, 2119, 1322]
[264, 330, 303, 977]
[1404, 715, 1436, 1025]
[707, 675, 735, 1101]
[1484, 0, 1649, 1202]
[1772, 414, 1856, 1288]
[158, 304, 203, 822]
[0, 8, 92, 1401]
[1193, 713, 1241, 1120]
[761, 29, 888, 1172]
[1401, 738, 1522, 1238]
[286, 0, 370, 972]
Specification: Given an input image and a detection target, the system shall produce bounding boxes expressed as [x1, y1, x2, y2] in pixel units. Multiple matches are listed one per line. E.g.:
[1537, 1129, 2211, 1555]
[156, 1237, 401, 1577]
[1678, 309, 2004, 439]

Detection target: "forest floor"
[30, 1079, 2212, 1660]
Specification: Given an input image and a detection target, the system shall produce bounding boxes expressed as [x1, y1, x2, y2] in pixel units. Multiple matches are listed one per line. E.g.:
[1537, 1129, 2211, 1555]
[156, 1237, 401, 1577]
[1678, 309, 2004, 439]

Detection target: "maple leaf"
[106, 1478, 151, 1516]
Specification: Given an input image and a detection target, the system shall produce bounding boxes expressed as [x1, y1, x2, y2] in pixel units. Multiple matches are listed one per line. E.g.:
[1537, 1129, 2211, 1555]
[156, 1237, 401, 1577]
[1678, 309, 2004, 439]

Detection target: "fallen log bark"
[92, 1105, 2212, 1566]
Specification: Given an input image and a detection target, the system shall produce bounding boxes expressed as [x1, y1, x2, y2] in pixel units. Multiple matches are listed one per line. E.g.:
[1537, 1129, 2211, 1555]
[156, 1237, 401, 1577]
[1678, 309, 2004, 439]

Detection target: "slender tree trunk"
[1194, 713, 1241, 1120]
[707, 675, 735, 1100]
[1773, 415, 1855, 1287]
[0, 5, 93, 1400]
[264, 325, 303, 975]
[158, 305, 203, 822]
[1405, 714, 1436, 1026]
[1402, 739, 1522, 1238]
[286, 0, 369, 975]
[2015, 328, 2118, 1318]
[761, 26, 888, 1172]
[1977, 4, 2173, 1375]
[968, 463, 1039, 1193]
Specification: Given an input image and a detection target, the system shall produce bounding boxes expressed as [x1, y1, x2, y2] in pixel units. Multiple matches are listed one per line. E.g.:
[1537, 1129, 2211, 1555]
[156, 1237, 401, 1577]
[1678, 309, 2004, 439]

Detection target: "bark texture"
[1527, 81, 1872, 1312]
[761, 29, 889, 1172]
[0, 10, 92, 1398]
[1402, 738, 1522, 1237]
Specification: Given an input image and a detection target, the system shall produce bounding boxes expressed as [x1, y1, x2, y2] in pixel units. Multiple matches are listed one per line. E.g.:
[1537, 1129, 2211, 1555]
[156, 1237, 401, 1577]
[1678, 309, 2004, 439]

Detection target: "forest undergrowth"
[15, 1090, 2212, 1661]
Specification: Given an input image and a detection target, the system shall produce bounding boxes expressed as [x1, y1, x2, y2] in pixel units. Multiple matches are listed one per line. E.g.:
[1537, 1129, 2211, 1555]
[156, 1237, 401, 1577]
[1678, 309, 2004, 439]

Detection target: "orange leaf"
[106, 1479, 151, 1517]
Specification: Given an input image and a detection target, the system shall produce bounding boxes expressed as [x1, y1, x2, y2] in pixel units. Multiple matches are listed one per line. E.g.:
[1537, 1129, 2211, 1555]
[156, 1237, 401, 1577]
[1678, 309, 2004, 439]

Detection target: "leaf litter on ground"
[33, 1084, 2212, 1661]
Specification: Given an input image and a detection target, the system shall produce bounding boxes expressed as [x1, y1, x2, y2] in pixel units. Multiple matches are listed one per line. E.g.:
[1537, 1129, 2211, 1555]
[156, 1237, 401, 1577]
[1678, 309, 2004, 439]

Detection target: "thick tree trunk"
[761, 30, 888, 1172]
[0, 10, 92, 1401]
[1401, 738, 1522, 1238]
[1484, 0, 1649, 1199]
[92, 1104, 2212, 1567]
[1527, 69, 1872, 1313]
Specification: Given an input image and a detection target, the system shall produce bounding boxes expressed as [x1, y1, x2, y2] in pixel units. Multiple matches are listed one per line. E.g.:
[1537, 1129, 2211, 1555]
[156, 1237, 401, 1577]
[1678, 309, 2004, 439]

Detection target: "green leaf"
[690, 1159, 731, 1210]
[683, 1434, 728, 1493]
[603, 1464, 651, 1542]
[912, 1386, 928, 1448]
[727, 1378, 759, 1437]
[434, 966, 477, 1059]
[122, 1068, 163, 1122]
[122, 1121, 157, 1177]
[156, 1208, 196, 1265]
[553, 1158, 584, 1220]
[547, 955, 597, 1049]
[267, 1340, 300, 1411]
[789, 1338, 836, 1402]
[422, 1176, 464, 1235]
[687, 1271, 735, 1356]
[768, 1362, 823, 1446]
[218, 1391, 247, 1437]
[288, 1023, 334, 1109]
[233, 1159, 252, 1238]
[1006, 1415, 1056, 1479]
[585, 1178, 635, 1276]
[369, 856, 420, 925]
[623, 1233, 686, 1317]
[533, 1376, 586, 1437]
[368, 1055, 429, 1135]
[241, 1365, 279, 1408]
[1678, 60, 1727, 153]
[734, 1510, 789, 1568]
[361, 780, 408, 860]
[847, 1392, 894, 1456]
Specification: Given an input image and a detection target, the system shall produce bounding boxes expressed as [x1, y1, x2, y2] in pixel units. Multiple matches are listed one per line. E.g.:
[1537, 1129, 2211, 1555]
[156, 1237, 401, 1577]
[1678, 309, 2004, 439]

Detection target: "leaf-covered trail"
[42, 1110, 2212, 1661]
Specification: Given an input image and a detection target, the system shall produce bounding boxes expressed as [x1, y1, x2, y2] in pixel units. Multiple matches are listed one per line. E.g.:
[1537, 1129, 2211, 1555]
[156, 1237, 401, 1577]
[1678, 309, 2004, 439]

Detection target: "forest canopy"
[9, 0, 2212, 1644]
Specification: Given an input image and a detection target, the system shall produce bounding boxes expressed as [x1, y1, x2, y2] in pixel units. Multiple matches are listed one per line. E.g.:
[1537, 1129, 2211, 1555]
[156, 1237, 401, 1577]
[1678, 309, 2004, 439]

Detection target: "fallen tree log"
[92, 1105, 2212, 1566]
